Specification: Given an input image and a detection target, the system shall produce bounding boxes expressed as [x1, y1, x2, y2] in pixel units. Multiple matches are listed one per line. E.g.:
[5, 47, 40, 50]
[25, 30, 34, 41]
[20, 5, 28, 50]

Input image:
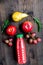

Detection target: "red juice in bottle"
[16, 34, 26, 64]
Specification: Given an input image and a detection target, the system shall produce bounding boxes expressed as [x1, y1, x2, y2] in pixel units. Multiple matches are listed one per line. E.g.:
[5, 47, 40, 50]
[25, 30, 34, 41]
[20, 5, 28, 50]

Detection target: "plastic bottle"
[16, 34, 26, 64]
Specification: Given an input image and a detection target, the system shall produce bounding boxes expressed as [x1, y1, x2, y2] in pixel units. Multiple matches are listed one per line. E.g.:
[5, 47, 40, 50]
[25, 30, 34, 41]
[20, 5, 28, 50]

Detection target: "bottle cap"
[16, 34, 23, 38]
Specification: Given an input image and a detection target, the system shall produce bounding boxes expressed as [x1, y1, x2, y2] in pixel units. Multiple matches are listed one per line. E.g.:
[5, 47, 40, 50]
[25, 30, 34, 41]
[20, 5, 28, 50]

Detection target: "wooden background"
[0, 0, 43, 65]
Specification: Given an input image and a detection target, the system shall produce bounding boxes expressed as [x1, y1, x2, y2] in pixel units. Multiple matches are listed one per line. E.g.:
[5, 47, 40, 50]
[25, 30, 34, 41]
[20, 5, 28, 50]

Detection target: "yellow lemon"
[12, 12, 28, 22]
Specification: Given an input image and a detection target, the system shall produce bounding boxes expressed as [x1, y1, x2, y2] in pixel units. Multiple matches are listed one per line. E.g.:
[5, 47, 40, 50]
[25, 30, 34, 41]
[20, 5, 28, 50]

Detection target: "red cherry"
[31, 33, 36, 37]
[8, 42, 13, 47]
[26, 34, 30, 39]
[33, 40, 38, 44]
[9, 38, 13, 42]
[29, 39, 33, 44]
[5, 40, 9, 44]
[37, 38, 41, 42]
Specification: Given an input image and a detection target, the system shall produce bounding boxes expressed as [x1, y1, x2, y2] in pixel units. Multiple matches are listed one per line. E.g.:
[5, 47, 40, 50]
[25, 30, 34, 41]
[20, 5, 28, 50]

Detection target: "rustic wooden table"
[0, 0, 43, 65]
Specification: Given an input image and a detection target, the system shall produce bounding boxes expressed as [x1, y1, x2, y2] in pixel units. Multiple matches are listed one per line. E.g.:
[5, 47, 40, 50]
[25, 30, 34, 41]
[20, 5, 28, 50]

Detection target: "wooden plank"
[33, 0, 43, 65]
[0, 0, 43, 65]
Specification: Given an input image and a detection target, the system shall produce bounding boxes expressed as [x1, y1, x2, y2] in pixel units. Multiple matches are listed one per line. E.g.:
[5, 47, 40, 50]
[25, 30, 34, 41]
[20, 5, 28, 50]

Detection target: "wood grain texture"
[0, 0, 43, 65]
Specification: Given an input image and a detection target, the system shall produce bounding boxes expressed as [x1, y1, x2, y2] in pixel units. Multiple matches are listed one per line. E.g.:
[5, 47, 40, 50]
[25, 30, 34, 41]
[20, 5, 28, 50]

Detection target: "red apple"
[6, 25, 17, 36]
[22, 21, 33, 33]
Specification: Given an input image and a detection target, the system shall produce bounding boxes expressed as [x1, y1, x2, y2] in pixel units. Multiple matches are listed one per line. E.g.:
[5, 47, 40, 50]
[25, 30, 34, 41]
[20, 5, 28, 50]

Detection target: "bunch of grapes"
[25, 32, 41, 44]
[3, 38, 13, 47]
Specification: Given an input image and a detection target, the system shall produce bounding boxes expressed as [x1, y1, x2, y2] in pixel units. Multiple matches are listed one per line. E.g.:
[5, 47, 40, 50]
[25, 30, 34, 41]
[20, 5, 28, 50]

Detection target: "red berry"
[5, 40, 9, 44]
[37, 38, 41, 42]
[29, 39, 33, 44]
[31, 32, 36, 37]
[8, 42, 13, 47]
[33, 40, 38, 44]
[26, 34, 30, 38]
[9, 38, 13, 42]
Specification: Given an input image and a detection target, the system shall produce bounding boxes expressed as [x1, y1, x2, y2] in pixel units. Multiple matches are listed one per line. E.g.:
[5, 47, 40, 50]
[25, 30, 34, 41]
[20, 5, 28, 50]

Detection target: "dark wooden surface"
[0, 0, 43, 65]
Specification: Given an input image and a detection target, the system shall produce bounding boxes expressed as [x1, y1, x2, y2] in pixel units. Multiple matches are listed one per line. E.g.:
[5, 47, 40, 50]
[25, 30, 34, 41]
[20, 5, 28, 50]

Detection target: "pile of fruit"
[1, 11, 42, 46]
[3, 38, 13, 47]
[1, 11, 42, 64]
[25, 32, 41, 44]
